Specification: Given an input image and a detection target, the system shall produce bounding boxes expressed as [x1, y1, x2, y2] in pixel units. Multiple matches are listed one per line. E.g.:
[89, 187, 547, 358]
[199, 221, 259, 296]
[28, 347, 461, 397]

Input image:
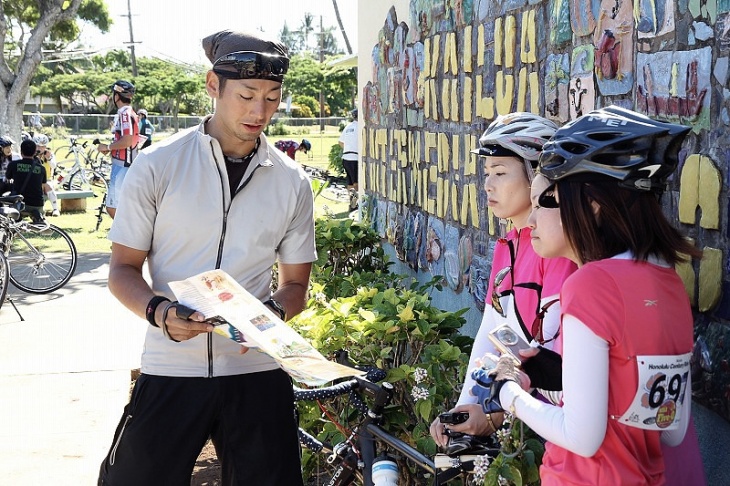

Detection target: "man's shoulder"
[141, 125, 200, 157]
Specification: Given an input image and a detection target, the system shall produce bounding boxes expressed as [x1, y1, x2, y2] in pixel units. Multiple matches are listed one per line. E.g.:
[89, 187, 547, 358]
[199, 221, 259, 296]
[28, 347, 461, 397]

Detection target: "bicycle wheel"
[54, 145, 73, 159]
[68, 168, 108, 192]
[8, 224, 77, 293]
[0, 252, 9, 309]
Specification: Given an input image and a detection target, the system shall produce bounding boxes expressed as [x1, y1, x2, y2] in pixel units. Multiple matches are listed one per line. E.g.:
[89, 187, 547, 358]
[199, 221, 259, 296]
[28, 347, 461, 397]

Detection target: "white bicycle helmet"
[472, 113, 558, 162]
[538, 106, 690, 193]
[33, 133, 50, 146]
[138, 109, 148, 116]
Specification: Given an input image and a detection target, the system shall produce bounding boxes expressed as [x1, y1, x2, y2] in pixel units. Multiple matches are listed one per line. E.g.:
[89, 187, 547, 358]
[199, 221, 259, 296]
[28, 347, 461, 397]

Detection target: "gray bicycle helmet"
[472, 113, 558, 162]
[538, 105, 691, 193]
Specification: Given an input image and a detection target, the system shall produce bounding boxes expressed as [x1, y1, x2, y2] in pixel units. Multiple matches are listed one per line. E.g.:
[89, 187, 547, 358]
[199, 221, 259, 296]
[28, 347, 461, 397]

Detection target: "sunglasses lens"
[494, 266, 511, 287]
[538, 183, 560, 208]
[491, 266, 511, 317]
[213, 51, 289, 80]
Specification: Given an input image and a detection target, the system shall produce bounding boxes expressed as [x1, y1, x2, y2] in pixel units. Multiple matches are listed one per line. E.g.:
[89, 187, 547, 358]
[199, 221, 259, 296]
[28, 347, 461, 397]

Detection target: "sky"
[78, 0, 358, 68]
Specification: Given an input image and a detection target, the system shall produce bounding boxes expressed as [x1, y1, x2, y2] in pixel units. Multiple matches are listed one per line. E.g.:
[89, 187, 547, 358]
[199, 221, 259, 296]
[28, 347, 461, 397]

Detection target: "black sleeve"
[521, 346, 563, 391]
[5, 161, 15, 180]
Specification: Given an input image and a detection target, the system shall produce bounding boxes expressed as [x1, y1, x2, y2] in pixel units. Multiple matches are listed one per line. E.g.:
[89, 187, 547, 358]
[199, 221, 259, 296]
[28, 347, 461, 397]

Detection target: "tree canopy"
[1, 0, 112, 141]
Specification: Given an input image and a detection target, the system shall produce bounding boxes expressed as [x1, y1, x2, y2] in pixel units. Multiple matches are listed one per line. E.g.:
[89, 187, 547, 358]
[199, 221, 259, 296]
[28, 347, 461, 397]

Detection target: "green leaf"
[500, 463, 523, 486]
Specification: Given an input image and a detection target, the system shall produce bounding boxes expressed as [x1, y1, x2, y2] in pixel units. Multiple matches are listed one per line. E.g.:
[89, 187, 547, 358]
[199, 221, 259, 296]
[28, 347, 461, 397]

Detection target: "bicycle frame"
[296, 358, 491, 486]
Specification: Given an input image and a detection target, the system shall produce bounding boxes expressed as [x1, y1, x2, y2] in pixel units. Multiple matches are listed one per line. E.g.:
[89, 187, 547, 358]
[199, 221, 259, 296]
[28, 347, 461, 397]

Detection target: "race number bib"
[616, 353, 691, 431]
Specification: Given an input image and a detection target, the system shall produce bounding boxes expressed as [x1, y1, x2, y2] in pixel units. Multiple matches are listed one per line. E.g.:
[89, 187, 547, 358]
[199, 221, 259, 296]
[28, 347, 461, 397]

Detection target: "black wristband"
[264, 299, 286, 320]
[146, 296, 170, 328]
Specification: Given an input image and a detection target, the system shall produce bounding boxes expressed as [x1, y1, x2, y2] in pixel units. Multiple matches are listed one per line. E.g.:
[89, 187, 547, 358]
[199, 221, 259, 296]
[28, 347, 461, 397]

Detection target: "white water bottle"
[372, 455, 398, 486]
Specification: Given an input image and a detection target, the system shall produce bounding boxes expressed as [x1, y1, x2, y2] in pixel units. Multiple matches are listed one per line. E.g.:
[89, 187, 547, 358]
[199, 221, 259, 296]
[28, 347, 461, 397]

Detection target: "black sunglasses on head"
[213, 51, 289, 82]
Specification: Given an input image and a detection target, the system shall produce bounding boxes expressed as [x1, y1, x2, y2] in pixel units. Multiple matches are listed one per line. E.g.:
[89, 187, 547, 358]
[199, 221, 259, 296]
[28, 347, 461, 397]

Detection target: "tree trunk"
[0, 0, 84, 143]
[331, 0, 353, 55]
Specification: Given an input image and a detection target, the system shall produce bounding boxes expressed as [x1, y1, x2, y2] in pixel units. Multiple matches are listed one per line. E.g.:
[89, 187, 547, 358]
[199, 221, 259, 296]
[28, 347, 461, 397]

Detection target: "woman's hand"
[430, 404, 505, 449]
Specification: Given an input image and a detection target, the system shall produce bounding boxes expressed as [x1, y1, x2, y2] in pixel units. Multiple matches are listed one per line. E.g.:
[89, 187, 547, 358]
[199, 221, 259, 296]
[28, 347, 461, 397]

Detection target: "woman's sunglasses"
[537, 183, 560, 208]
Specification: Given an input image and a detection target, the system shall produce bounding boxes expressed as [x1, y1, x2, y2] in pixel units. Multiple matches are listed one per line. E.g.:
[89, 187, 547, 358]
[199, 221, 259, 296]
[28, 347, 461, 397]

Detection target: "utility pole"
[123, 0, 139, 77]
[319, 15, 325, 133]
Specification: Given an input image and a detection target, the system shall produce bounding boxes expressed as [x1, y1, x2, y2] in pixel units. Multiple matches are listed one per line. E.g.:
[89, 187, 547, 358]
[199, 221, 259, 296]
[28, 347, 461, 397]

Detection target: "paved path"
[0, 252, 146, 485]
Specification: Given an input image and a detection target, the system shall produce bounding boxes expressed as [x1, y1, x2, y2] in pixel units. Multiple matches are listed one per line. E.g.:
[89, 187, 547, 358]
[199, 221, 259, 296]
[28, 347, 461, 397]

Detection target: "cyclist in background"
[33, 134, 60, 217]
[339, 108, 359, 210]
[430, 113, 577, 449]
[96, 80, 140, 219]
[274, 138, 311, 160]
[480, 106, 702, 485]
[138, 109, 154, 149]
[6, 139, 46, 222]
[0, 137, 18, 195]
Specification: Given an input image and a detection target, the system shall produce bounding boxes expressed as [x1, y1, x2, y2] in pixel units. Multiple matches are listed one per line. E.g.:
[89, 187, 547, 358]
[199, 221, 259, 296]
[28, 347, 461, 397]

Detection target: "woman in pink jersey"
[476, 106, 703, 485]
[430, 113, 577, 450]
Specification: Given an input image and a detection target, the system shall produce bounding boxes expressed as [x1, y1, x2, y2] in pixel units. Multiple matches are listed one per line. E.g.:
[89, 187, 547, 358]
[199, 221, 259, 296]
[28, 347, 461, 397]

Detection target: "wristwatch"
[264, 299, 286, 321]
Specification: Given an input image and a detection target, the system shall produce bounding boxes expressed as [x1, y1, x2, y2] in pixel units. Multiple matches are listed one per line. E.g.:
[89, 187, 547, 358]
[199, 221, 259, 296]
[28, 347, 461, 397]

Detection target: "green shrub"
[293, 217, 473, 483]
[290, 275, 472, 482]
[312, 217, 390, 298]
[328, 143, 344, 175]
[266, 120, 290, 136]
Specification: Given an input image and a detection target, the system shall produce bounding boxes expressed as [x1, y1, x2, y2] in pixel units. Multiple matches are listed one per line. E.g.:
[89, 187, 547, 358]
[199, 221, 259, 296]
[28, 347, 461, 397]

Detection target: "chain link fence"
[26, 113, 348, 135]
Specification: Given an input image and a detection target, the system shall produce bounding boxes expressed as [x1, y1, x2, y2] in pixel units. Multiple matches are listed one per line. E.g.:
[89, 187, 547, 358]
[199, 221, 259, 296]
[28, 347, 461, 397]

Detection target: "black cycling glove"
[520, 346, 563, 391]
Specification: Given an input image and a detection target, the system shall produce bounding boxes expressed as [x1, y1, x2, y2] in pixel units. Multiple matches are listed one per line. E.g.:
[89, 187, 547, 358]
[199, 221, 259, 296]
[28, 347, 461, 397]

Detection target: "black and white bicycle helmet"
[0, 137, 13, 148]
[472, 112, 558, 162]
[110, 80, 135, 97]
[538, 105, 690, 193]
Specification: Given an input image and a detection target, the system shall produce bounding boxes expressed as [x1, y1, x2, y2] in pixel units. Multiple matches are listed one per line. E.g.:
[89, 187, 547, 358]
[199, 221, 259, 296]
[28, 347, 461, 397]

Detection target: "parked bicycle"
[0, 195, 77, 293]
[54, 137, 109, 192]
[295, 352, 499, 485]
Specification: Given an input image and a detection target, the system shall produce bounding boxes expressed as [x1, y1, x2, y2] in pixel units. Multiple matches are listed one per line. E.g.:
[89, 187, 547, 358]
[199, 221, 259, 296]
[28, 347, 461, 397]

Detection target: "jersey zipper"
[206, 142, 265, 377]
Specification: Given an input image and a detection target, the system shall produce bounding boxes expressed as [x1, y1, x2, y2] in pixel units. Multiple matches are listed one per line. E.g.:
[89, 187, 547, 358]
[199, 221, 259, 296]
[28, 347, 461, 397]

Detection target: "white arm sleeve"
[457, 308, 499, 405]
[500, 315, 609, 457]
[661, 373, 691, 447]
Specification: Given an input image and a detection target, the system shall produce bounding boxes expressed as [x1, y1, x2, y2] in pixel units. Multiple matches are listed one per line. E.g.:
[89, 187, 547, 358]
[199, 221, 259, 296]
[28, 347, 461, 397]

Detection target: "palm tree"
[300, 12, 315, 52]
[332, 0, 353, 55]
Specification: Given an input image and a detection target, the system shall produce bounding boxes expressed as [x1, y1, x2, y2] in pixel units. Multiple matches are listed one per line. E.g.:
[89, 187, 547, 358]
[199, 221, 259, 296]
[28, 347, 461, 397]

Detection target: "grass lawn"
[45, 126, 350, 254]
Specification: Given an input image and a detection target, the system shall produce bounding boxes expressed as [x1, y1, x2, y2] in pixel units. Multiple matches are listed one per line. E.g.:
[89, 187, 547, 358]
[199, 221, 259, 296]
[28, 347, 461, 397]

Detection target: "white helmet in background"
[473, 113, 558, 162]
[33, 133, 50, 147]
[472, 113, 558, 181]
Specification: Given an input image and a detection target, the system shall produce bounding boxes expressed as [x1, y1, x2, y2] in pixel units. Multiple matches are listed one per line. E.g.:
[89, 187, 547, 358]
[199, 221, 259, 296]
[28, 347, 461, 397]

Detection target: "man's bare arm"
[270, 262, 312, 320]
[108, 242, 213, 340]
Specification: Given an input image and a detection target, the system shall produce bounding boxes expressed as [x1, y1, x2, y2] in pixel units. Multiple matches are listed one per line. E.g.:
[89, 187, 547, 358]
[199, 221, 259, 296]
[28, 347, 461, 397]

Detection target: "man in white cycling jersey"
[98, 30, 315, 486]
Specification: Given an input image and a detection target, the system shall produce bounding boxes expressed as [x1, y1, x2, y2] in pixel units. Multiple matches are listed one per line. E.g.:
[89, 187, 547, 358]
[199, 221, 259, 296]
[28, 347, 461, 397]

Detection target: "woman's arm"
[500, 315, 609, 457]
[457, 308, 499, 405]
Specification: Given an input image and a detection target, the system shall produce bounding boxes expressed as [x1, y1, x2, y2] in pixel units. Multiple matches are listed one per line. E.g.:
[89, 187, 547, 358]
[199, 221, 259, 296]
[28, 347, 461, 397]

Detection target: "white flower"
[410, 386, 430, 401]
[314, 292, 327, 304]
[471, 454, 491, 483]
[413, 367, 428, 384]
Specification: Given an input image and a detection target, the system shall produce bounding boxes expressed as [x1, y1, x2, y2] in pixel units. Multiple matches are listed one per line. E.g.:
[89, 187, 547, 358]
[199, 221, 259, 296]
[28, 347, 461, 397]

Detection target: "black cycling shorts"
[342, 159, 358, 186]
[98, 369, 303, 486]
